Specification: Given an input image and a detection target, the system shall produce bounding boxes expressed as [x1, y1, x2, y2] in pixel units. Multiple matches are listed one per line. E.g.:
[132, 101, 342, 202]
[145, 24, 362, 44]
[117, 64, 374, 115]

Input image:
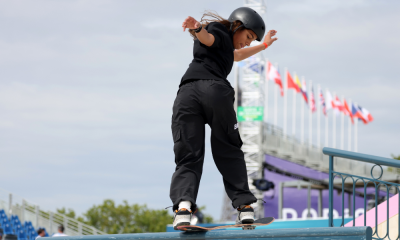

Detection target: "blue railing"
[323, 147, 400, 240]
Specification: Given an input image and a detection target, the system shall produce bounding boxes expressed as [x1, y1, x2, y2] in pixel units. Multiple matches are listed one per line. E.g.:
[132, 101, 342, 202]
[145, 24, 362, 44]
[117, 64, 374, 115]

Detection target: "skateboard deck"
[177, 217, 274, 232]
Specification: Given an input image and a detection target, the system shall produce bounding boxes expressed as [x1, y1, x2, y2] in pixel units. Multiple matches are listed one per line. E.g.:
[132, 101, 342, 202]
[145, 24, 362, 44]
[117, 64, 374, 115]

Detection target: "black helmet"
[228, 7, 265, 41]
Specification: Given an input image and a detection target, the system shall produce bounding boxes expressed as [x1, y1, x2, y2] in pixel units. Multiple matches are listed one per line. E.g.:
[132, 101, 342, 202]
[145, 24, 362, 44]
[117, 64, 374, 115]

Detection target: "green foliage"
[57, 208, 85, 223]
[197, 206, 214, 223]
[392, 154, 400, 160]
[53, 200, 216, 234]
[83, 200, 173, 234]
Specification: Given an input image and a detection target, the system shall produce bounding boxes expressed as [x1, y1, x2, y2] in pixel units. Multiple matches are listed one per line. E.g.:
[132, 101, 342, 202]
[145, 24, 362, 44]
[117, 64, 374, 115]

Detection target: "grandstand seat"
[28, 230, 38, 240]
[2, 219, 10, 227]
[0, 209, 5, 215]
[11, 219, 21, 228]
[3, 224, 13, 234]
[1, 213, 8, 220]
[18, 229, 27, 239]
[12, 225, 21, 234]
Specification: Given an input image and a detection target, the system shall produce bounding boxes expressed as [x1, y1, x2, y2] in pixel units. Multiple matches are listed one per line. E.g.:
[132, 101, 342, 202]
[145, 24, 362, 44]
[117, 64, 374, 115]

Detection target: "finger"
[272, 37, 278, 42]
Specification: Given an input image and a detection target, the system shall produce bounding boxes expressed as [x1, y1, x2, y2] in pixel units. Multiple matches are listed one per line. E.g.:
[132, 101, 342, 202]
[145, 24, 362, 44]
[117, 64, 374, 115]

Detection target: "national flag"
[287, 71, 300, 92]
[319, 89, 326, 115]
[267, 61, 284, 96]
[325, 90, 333, 110]
[360, 106, 374, 123]
[294, 74, 302, 91]
[332, 96, 345, 114]
[352, 103, 368, 124]
[343, 99, 354, 124]
[301, 79, 308, 103]
[249, 63, 264, 73]
[310, 86, 316, 112]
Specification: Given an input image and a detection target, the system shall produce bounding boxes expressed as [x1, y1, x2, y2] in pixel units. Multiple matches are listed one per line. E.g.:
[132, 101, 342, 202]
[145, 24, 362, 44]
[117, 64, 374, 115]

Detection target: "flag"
[301, 79, 308, 103]
[310, 86, 316, 112]
[332, 96, 345, 113]
[319, 89, 326, 115]
[287, 71, 300, 92]
[326, 90, 333, 111]
[294, 74, 302, 91]
[352, 103, 367, 124]
[343, 99, 354, 124]
[249, 62, 264, 73]
[360, 106, 374, 123]
[267, 61, 284, 96]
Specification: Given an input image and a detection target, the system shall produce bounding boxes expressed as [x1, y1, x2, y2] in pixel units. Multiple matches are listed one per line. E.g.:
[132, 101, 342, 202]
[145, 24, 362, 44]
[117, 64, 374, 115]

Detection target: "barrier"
[51, 227, 372, 240]
[323, 147, 400, 239]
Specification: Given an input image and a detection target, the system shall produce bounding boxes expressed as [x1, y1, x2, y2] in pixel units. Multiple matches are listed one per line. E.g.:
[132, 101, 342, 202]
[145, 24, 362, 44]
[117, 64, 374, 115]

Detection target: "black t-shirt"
[180, 22, 234, 87]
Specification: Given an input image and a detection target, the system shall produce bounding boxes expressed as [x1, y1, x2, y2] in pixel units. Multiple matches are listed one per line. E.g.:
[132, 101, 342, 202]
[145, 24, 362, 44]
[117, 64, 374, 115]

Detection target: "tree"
[392, 154, 400, 160]
[57, 208, 85, 223]
[83, 200, 173, 233]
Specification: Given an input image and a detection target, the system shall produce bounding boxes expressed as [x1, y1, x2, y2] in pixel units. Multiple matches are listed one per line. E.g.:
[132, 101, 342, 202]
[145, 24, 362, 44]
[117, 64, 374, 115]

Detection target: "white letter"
[301, 208, 318, 219]
[323, 208, 339, 219]
[282, 208, 298, 220]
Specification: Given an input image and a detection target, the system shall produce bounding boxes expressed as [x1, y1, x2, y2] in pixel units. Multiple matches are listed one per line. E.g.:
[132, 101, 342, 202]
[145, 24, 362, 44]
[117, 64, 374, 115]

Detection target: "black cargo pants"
[170, 79, 257, 212]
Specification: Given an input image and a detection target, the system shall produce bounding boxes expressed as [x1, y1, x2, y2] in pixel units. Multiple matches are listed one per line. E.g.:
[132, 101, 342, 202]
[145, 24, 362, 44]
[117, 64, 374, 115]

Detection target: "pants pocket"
[228, 127, 243, 148]
[171, 122, 189, 164]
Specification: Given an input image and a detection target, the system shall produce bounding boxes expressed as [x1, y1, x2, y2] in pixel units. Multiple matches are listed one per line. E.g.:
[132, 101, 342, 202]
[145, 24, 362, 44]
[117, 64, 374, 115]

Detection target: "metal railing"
[0, 189, 106, 236]
[263, 122, 399, 181]
[323, 147, 400, 240]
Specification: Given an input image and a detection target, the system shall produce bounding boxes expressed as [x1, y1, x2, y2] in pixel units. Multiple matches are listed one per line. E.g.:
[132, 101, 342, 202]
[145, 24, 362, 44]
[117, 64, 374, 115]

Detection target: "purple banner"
[263, 154, 378, 220]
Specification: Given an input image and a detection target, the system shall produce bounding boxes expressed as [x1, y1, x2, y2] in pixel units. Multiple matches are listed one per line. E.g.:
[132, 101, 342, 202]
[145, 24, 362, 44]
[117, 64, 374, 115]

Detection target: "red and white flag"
[332, 96, 345, 114]
[267, 61, 283, 96]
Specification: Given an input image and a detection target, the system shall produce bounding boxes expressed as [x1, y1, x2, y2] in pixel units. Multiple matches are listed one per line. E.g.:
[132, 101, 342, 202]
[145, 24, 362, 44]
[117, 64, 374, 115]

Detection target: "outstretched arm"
[234, 30, 278, 62]
[182, 16, 215, 47]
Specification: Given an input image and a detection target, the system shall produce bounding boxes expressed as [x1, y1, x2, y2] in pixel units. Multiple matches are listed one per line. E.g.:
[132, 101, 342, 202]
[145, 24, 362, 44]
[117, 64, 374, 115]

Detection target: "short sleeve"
[206, 22, 228, 48]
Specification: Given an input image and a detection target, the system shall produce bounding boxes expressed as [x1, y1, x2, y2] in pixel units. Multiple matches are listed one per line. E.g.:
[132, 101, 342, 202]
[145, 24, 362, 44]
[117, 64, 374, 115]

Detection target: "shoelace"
[237, 199, 266, 211]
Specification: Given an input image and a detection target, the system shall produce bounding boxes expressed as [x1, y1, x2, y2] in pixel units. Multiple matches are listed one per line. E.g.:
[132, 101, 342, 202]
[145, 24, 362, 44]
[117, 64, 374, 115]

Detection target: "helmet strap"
[230, 23, 244, 34]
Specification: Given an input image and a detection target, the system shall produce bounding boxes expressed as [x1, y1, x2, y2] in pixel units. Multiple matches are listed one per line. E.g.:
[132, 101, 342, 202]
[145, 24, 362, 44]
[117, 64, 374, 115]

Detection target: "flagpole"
[348, 99, 352, 151]
[264, 59, 269, 122]
[309, 80, 312, 148]
[341, 96, 345, 150]
[325, 89, 329, 148]
[301, 77, 305, 145]
[332, 92, 336, 148]
[292, 72, 297, 138]
[283, 68, 288, 139]
[274, 63, 278, 127]
[354, 102, 358, 152]
[317, 84, 321, 148]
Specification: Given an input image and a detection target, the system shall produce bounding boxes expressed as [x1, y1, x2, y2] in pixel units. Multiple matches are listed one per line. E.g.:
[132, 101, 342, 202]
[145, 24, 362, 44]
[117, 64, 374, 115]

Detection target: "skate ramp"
[50, 227, 372, 239]
[345, 194, 398, 239]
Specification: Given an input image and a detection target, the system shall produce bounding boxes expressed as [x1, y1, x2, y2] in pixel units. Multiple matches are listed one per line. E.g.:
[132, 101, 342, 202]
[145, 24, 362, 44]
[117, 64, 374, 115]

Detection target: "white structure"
[0, 189, 105, 236]
[221, 0, 267, 222]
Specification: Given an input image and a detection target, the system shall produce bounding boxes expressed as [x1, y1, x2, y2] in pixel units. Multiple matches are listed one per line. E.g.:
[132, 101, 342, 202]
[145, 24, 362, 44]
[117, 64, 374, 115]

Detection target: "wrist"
[194, 24, 202, 33]
[263, 42, 268, 50]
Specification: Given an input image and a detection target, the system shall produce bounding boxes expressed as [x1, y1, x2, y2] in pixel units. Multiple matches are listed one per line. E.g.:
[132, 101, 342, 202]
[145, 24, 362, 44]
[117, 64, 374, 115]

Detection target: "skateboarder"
[170, 7, 278, 229]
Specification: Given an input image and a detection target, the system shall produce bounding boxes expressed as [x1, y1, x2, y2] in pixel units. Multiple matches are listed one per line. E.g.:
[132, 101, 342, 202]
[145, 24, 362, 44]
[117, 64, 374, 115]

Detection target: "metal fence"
[0, 189, 106, 236]
[323, 147, 400, 240]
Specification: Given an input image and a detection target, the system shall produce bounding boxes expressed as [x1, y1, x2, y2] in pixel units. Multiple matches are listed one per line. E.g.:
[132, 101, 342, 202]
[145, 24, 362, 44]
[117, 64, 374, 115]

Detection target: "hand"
[263, 30, 278, 47]
[182, 16, 201, 32]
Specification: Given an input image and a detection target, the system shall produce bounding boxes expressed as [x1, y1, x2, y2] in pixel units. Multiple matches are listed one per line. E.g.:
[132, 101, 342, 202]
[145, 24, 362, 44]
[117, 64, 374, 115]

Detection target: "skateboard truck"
[242, 225, 256, 230]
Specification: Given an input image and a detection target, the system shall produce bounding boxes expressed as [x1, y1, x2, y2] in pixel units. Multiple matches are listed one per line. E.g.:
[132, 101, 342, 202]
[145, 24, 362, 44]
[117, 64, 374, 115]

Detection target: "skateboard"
[177, 217, 274, 232]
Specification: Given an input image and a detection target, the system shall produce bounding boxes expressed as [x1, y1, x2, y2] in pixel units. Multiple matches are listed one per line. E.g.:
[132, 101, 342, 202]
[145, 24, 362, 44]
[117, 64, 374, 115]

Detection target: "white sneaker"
[235, 205, 255, 224]
[173, 208, 192, 230]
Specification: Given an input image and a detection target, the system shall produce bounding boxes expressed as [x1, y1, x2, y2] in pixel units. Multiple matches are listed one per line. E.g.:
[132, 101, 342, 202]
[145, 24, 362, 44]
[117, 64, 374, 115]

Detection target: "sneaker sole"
[173, 222, 191, 230]
[241, 218, 254, 224]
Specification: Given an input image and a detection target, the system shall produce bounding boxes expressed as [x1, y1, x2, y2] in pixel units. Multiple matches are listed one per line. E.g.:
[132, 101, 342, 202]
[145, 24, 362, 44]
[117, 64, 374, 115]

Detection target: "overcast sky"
[1, 0, 399, 222]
